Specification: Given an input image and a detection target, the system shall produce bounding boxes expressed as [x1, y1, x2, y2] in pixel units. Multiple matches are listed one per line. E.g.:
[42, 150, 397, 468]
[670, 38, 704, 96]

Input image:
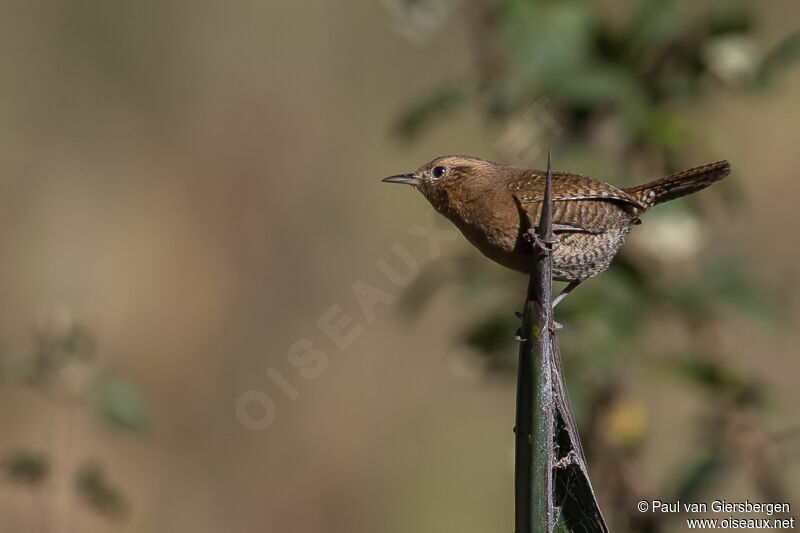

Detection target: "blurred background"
[0, 0, 799, 531]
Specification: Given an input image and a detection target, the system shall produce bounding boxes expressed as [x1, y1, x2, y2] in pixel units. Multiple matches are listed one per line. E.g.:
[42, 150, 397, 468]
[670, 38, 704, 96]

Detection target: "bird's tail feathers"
[625, 160, 731, 209]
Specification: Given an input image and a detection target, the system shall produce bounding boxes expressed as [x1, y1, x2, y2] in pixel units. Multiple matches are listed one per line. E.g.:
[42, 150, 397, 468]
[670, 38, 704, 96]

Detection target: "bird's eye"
[432, 166, 447, 178]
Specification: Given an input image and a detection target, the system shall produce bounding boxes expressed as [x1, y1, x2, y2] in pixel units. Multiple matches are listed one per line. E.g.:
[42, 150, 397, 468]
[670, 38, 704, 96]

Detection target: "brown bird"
[383, 156, 730, 305]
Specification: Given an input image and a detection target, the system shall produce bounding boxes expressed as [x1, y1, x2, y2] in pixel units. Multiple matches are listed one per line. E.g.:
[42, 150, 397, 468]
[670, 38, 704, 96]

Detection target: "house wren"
[383, 156, 730, 303]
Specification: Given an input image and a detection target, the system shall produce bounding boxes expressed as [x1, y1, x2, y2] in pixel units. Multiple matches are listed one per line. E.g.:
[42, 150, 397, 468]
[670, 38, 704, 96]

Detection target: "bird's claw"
[524, 228, 558, 251]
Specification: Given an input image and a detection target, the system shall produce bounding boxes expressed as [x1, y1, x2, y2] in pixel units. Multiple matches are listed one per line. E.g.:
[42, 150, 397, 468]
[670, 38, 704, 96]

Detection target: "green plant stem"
[515, 151, 556, 533]
[514, 152, 608, 533]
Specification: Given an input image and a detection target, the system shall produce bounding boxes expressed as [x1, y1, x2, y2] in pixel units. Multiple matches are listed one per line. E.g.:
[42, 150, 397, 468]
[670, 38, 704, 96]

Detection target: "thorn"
[552, 321, 563, 331]
[514, 311, 524, 319]
[514, 328, 527, 342]
[547, 147, 551, 175]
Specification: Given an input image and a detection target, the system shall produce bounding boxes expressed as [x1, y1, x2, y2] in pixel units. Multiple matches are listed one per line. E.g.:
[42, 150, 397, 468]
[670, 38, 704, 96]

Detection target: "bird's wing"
[508, 171, 645, 208]
[514, 198, 609, 234]
[510, 172, 643, 234]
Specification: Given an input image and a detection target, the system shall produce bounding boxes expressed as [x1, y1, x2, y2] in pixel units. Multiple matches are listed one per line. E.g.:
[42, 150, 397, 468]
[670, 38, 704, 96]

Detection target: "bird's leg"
[552, 280, 581, 308]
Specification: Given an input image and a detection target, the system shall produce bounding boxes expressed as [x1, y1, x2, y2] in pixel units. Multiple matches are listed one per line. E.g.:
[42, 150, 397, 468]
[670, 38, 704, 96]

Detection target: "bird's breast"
[442, 195, 522, 264]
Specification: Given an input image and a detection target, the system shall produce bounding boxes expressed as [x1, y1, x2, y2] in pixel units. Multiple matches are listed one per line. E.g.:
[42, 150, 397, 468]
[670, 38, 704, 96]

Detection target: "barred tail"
[625, 160, 731, 209]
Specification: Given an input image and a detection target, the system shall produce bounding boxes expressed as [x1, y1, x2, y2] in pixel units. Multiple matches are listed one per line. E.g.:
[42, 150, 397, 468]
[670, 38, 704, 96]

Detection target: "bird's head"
[382, 155, 496, 214]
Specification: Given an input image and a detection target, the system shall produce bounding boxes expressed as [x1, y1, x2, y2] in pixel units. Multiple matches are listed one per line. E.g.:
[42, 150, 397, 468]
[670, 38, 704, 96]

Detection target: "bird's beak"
[381, 173, 420, 186]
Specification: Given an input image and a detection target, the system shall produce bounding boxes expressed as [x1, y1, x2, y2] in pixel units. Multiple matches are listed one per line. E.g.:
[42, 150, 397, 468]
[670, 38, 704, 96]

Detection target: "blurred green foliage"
[2, 450, 49, 486]
[74, 461, 129, 520]
[0, 311, 147, 522]
[396, 0, 799, 163]
[393, 0, 798, 529]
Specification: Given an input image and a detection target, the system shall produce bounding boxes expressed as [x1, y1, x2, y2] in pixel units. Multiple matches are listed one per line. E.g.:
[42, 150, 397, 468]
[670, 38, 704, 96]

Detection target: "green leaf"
[94, 376, 149, 432]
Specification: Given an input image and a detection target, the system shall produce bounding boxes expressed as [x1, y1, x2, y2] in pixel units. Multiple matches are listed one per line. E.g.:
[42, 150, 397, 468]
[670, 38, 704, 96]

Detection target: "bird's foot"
[523, 228, 558, 251]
